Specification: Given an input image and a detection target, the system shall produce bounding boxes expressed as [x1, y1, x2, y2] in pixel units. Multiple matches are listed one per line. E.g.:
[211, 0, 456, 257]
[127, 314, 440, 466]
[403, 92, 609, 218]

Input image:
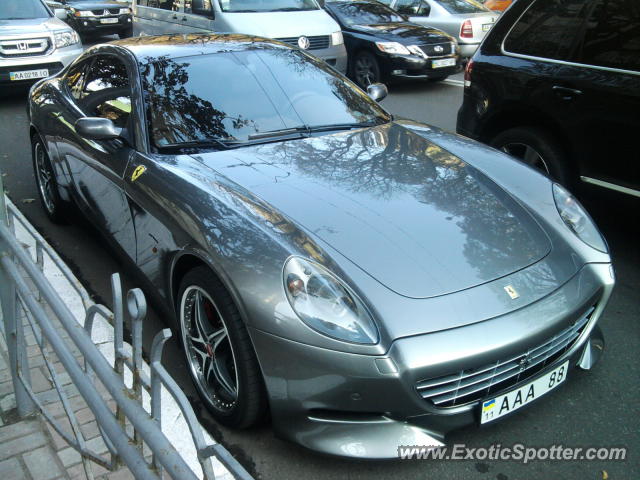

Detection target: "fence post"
[0, 172, 36, 417]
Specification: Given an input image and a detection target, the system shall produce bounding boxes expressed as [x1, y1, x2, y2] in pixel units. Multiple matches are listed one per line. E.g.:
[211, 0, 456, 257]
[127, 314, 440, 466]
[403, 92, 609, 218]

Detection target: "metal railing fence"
[0, 174, 253, 480]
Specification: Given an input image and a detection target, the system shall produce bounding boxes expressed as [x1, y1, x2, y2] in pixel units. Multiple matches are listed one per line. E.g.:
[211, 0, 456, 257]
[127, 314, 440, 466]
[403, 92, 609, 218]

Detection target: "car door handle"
[552, 86, 583, 100]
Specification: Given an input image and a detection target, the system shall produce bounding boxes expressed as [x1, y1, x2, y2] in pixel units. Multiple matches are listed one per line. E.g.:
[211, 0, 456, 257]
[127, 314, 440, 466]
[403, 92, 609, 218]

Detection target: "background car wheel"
[490, 127, 571, 185]
[31, 134, 66, 224]
[177, 267, 267, 428]
[119, 26, 133, 39]
[352, 51, 381, 88]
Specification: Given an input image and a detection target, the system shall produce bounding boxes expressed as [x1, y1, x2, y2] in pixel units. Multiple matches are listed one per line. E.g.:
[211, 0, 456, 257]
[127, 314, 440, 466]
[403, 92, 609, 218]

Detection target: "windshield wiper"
[248, 126, 311, 141]
[306, 120, 385, 133]
[158, 138, 244, 152]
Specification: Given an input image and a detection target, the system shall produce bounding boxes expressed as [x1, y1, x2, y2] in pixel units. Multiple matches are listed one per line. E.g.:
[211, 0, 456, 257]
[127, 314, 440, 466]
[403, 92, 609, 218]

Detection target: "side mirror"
[367, 83, 388, 102]
[75, 117, 122, 140]
[54, 8, 68, 20]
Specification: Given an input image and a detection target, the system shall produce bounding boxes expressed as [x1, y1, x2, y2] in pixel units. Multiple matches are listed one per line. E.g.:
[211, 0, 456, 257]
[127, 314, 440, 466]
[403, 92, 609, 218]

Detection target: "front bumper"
[310, 44, 348, 74]
[0, 45, 82, 86]
[380, 53, 461, 81]
[69, 14, 132, 34]
[251, 263, 613, 458]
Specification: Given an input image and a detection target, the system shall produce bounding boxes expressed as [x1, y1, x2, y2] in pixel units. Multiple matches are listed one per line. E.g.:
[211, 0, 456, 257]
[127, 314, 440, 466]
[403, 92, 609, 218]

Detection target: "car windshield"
[141, 46, 391, 149]
[327, 1, 404, 26]
[0, 0, 50, 20]
[218, 0, 319, 13]
[436, 0, 490, 14]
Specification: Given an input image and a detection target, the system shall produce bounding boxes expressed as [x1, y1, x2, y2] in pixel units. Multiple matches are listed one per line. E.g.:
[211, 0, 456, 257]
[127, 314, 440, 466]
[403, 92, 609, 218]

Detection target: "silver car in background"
[380, 0, 499, 57]
[133, 0, 348, 72]
[0, 0, 82, 88]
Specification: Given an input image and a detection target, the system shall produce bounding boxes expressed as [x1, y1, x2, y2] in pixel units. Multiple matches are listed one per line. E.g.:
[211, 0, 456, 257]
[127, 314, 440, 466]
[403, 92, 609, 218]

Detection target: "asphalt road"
[0, 38, 637, 480]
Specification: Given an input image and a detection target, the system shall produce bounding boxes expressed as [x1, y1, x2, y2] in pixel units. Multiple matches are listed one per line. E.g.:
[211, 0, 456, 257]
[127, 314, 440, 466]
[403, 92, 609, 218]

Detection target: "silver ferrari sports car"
[28, 34, 614, 459]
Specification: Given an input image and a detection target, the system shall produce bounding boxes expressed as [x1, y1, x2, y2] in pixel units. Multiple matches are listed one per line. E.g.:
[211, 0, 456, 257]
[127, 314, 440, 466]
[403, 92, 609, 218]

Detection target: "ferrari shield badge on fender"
[131, 165, 146, 182]
[504, 285, 520, 300]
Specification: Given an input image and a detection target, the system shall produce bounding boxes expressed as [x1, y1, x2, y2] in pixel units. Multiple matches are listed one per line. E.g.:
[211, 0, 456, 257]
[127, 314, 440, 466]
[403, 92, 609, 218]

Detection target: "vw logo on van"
[297, 36, 310, 50]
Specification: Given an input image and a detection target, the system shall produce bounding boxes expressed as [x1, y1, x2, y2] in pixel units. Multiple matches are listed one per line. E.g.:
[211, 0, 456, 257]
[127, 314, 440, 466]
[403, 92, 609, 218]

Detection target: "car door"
[55, 53, 138, 261]
[133, 0, 187, 35]
[553, 0, 640, 194]
[180, 0, 217, 32]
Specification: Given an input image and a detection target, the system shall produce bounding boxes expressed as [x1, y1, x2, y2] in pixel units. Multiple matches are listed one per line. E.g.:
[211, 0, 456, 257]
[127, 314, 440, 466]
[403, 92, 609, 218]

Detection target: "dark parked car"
[61, 0, 132, 38]
[28, 34, 613, 458]
[324, 0, 461, 87]
[457, 0, 640, 197]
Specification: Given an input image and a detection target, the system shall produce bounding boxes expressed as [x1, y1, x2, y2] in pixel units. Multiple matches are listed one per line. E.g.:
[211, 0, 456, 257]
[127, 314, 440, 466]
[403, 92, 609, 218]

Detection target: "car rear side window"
[503, 0, 588, 61]
[574, 0, 640, 72]
[78, 55, 132, 129]
[435, 0, 489, 14]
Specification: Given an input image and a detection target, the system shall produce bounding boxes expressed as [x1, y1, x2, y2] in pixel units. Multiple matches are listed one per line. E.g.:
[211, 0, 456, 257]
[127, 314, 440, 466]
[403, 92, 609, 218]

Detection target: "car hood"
[65, 1, 128, 9]
[216, 10, 340, 38]
[195, 122, 551, 299]
[0, 17, 69, 35]
[351, 22, 450, 44]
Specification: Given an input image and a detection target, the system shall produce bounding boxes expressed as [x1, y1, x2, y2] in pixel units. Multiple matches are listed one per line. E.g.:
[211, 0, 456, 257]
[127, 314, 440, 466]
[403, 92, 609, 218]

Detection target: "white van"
[132, 0, 348, 72]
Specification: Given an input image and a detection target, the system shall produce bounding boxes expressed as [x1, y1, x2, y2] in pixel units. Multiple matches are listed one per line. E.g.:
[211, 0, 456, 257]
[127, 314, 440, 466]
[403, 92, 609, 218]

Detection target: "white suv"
[1, 0, 83, 88]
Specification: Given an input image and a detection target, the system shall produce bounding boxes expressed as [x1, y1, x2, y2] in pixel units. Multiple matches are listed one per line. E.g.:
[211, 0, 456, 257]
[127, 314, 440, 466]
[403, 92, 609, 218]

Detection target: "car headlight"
[54, 30, 80, 48]
[376, 41, 410, 55]
[119, 7, 131, 14]
[72, 9, 92, 17]
[283, 257, 378, 344]
[331, 31, 343, 46]
[552, 183, 607, 252]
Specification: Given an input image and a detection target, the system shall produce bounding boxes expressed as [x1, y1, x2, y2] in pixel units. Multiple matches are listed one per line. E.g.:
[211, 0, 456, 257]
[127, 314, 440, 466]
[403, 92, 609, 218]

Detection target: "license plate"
[9, 69, 49, 81]
[482, 23, 493, 32]
[480, 361, 568, 424]
[432, 58, 456, 69]
[100, 17, 119, 24]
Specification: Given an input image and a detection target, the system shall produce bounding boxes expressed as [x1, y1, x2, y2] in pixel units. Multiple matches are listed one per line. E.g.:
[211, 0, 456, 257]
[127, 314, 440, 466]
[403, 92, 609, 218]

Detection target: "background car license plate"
[100, 18, 119, 24]
[483, 23, 492, 32]
[10, 69, 49, 81]
[432, 58, 456, 69]
[480, 361, 568, 424]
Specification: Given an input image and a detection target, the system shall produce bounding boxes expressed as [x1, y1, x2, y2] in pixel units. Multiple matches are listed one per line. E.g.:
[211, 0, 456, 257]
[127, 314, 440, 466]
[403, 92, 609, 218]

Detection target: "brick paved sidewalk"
[0, 306, 135, 480]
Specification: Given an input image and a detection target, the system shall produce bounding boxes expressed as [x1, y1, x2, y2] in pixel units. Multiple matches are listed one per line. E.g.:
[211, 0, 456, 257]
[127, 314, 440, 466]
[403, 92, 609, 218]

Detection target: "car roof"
[99, 33, 291, 64]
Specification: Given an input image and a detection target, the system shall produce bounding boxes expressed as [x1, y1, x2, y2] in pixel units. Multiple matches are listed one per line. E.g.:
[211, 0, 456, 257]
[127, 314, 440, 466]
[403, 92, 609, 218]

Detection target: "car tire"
[118, 26, 133, 39]
[177, 266, 267, 428]
[31, 134, 66, 224]
[352, 51, 381, 88]
[490, 127, 571, 185]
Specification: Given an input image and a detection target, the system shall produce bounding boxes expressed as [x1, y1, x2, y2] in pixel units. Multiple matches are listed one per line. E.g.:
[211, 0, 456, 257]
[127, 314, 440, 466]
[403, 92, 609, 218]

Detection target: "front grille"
[0, 38, 51, 58]
[419, 42, 455, 58]
[90, 8, 120, 16]
[416, 306, 595, 408]
[276, 35, 331, 50]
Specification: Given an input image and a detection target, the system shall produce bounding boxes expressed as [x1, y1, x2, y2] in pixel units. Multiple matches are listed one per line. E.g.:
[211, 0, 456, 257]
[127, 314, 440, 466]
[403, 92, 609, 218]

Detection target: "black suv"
[457, 0, 639, 198]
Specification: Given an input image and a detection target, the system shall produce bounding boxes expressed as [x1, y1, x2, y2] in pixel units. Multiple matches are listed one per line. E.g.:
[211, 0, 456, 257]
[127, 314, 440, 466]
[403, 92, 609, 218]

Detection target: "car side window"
[185, 0, 214, 17]
[79, 55, 132, 129]
[143, 0, 181, 10]
[65, 60, 90, 101]
[503, 0, 588, 61]
[395, 0, 430, 16]
[575, 0, 640, 73]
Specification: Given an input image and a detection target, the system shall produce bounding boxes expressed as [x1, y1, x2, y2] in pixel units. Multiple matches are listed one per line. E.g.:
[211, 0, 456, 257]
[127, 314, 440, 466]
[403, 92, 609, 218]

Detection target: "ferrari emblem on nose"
[131, 165, 147, 182]
[504, 285, 520, 300]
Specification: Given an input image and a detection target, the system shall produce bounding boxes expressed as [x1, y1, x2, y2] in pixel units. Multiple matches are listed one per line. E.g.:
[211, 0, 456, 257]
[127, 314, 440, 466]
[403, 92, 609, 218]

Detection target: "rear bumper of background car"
[251, 262, 613, 458]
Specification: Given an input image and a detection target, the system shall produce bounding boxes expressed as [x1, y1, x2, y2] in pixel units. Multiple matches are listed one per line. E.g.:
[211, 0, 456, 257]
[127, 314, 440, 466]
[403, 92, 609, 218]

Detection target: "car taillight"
[464, 59, 474, 87]
[461, 20, 473, 39]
